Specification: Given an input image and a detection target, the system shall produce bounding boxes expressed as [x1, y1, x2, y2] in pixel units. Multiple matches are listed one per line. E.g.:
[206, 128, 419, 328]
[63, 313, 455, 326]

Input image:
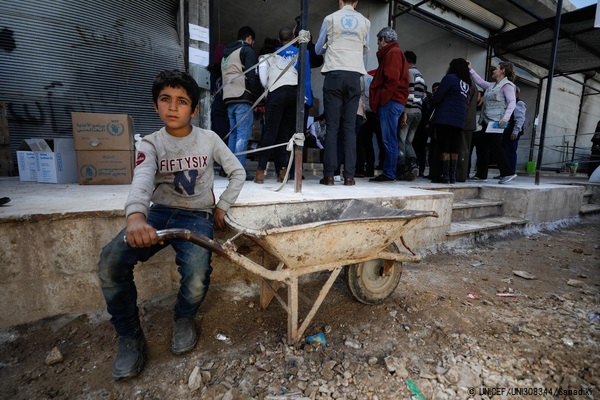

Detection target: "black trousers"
[322, 71, 361, 178]
[475, 129, 512, 178]
[257, 85, 297, 172]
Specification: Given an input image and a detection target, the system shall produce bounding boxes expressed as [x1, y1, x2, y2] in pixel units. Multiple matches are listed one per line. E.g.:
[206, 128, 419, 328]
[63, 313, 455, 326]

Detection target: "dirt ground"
[1, 215, 599, 400]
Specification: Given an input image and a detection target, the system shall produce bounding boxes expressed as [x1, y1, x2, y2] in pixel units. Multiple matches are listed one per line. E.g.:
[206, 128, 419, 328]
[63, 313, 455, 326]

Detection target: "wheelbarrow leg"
[287, 277, 299, 344]
[286, 267, 342, 344]
[261, 261, 285, 309]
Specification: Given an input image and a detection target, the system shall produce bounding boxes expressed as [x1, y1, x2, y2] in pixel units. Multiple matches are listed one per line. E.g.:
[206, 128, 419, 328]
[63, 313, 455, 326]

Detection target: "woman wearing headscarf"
[468, 61, 517, 184]
[428, 58, 471, 183]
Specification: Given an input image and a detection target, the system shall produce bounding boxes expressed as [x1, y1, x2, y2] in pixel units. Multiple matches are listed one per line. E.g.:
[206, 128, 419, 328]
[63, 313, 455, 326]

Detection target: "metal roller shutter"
[0, 0, 184, 167]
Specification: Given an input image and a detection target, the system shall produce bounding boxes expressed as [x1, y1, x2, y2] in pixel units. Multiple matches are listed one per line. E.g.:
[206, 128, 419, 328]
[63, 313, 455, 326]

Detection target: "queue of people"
[208, 0, 527, 187]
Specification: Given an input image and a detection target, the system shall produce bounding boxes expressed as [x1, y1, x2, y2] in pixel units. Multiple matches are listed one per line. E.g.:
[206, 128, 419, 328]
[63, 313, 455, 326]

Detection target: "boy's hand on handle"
[125, 213, 158, 247]
[213, 207, 227, 231]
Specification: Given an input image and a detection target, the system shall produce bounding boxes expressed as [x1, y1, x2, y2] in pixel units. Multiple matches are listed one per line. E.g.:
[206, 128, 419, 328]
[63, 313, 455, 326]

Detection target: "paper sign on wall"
[189, 47, 209, 66]
[189, 24, 210, 44]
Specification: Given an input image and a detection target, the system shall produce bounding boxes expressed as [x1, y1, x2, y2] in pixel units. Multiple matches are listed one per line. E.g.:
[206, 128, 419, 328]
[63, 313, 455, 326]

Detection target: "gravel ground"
[1, 215, 599, 400]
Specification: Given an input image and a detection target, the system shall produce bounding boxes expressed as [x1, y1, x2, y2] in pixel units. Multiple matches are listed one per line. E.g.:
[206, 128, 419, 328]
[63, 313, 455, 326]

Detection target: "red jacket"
[369, 41, 409, 113]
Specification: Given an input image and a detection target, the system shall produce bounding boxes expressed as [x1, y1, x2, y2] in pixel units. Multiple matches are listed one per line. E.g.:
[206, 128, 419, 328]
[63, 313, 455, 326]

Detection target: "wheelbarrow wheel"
[344, 243, 403, 305]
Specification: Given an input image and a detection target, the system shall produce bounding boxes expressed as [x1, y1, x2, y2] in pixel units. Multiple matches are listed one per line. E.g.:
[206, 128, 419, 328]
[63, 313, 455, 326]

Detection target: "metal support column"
[294, 0, 308, 193]
[535, 0, 563, 185]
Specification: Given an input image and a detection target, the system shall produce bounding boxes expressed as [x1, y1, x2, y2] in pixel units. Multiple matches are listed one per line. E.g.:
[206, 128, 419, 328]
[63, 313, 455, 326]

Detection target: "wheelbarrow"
[156, 199, 437, 344]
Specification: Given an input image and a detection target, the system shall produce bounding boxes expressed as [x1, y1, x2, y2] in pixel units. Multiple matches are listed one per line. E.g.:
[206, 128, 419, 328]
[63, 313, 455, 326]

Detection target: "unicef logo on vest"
[341, 15, 359, 31]
[106, 121, 125, 137]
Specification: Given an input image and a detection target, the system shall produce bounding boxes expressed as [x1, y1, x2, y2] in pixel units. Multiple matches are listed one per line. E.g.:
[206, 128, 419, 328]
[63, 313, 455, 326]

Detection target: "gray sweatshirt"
[125, 126, 245, 218]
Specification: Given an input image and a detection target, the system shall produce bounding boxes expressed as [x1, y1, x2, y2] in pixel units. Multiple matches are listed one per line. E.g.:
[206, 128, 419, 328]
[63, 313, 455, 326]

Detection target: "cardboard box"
[17, 138, 78, 183]
[71, 112, 134, 151]
[71, 112, 135, 184]
[17, 138, 41, 181]
[306, 147, 321, 163]
[76, 150, 134, 185]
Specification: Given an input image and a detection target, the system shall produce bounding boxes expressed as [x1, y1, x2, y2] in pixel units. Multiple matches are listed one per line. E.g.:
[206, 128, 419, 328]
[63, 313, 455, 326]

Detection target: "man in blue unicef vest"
[315, 0, 370, 186]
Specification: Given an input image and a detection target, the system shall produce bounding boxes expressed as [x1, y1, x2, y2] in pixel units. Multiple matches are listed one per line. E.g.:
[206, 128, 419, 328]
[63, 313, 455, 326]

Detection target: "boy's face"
[153, 85, 199, 136]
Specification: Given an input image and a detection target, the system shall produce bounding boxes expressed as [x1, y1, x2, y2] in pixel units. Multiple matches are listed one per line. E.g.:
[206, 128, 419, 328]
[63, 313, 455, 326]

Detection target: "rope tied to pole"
[297, 29, 311, 44]
[273, 132, 305, 192]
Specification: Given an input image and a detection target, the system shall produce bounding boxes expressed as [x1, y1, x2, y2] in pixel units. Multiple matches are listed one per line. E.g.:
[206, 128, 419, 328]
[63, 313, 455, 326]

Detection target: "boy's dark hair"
[404, 50, 417, 64]
[152, 70, 200, 110]
[237, 26, 255, 41]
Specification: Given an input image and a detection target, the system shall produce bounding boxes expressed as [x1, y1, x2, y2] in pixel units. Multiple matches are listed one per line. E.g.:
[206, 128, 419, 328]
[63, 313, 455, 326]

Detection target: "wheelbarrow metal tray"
[225, 199, 436, 270]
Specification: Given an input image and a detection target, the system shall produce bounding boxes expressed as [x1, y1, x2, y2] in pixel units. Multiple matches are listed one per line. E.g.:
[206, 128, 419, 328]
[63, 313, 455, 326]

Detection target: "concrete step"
[447, 217, 528, 238]
[580, 203, 600, 215]
[427, 186, 481, 202]
[451, 198, 504, 222]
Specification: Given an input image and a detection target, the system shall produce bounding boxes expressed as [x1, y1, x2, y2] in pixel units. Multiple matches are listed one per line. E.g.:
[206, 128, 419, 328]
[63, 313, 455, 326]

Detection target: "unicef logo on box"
[106, 121, 125, 137]
[80, 164, 97, 180]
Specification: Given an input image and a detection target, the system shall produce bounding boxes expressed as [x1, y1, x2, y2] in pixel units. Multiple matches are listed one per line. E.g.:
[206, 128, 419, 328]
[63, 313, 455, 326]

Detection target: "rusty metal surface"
[225, 199, 436, 270]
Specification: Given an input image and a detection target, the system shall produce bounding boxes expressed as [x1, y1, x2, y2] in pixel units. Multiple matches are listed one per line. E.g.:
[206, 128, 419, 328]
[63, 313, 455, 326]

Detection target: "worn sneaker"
[498, 174, 517, 184]
[112, 332, 145, 380]
[172, 318, 198, 354]
[369, 174, 395, 182]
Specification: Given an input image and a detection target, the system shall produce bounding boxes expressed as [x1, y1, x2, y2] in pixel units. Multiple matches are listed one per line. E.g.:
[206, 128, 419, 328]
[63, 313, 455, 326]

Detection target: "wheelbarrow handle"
[155, 228, 225, 255]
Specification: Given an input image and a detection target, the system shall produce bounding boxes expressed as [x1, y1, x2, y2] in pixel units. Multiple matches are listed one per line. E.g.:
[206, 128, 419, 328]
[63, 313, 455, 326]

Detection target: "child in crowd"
[97, 70, 245, 380]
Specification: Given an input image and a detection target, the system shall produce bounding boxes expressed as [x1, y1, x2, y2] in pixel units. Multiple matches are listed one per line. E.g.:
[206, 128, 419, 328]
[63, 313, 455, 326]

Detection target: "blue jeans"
[398, 110, 421, 165]
[98, 205, 214, 338]
[227, 103, 254, 167]
[378, 100, 404, 179]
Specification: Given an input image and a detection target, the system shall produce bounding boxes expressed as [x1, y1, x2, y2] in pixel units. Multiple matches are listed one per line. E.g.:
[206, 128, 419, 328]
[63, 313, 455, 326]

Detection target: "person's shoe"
[402, 172, 417, 181]
[369, 174, 395, 182]
[0, 197, 10, 206]
[344, 178, 355, 186]
[319, 176, 334, 186]
[468, 176, 488, 182]
[112, 332, 145, 381]
[172, 318, 198, 354]
[431, 176, 449, 184]
[253, 170, 265, 184]
[277, 167, 288, 183]
[498, 174, 517, 184]
[354, 173, 365, 178]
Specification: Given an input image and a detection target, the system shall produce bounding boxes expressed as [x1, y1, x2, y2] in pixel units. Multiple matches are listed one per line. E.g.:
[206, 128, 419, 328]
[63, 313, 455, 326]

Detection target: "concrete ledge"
[480, 184, 584, 223]
[1, 175, 594, 328]
[0, 177, 452, 327]
[447, 217, 528, 237]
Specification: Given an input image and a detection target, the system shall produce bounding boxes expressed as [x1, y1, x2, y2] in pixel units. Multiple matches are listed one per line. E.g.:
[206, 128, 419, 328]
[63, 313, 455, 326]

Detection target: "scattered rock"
[188, 366, 203, 391]
[344, 338, 361, 349]
[567, 279, 584, 288]
[44, 346, 63, 365]
[513, 270, 536, 280]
